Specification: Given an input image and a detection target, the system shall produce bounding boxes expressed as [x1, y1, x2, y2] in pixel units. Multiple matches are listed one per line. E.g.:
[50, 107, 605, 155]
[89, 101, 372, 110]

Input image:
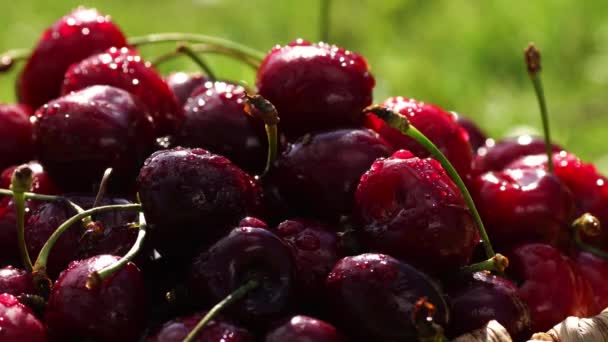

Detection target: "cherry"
[572, 251, 608, 315]
[0, 161, 60, 195]
[265, 315, 345, 342]
[238, 216, 269, 229]
[506, 243, 594, 333]
[268, 128, 391, 221]
[45, 254, 146, 340]
[61, 46, 183, 135]
[256, 40, 374, 137]
[365, 97, 473, 176]
[325, 253, 448, 340]
[137, 147, 262, 259]
[445, 272, 531, 340]
[0, 198, 37, 267]
[470, 167, 575, 248]
[472, 135, 561, 174]
[189, 226, 294, 325]
[165, 72, 210, 106]
[17, 7, 127, 110]
[0, 293, 47, 341]
[147, 312, 254, 342]
[33, 85, 155, 193]
[452, 112, 488, 152]
[25, 196, 138, 278]
[354, 150, 478, 273]
[0, 266, 34, 296]
[0, 104, 34, 171]
[175, 81, 267, 174]
[274, 219, 341, 306]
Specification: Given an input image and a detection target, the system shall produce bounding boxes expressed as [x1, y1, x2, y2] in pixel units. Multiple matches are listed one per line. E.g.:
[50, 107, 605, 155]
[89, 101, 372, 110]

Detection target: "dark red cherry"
[0, 266, 34, 296]
[470, 167, 574, 248]
[452, 112, 488, 152]
[17, 7, 127, 110]
[268, 128, 391, 221]
[508, 151, 608, 247]
[275, 219, 341, 305]
[189, 227, 294, 325]
[46, 255, 146, 340]
[238, 216, 268, 229]
[0, 293, 47, 341]
[0, 198, 37, 267]
[365, 97, 473, 176]
[147, 312, 254, 342]
[325, 253, 448, 340]
[0, 104, 34, 170]
[137, 147, 262, 258]
[33, 85, 155, 193]
[472, 135, 562, 174]
[175, 81, 267, 173]
[165, 72, 211, 106]
[25, 196, 138, 278]
[265, 315, 345, 342]
[0, 161, 60, 195]
[506, 243, 594, 333]
[354, 151, 478, 273]
[572, 251, 608, 315]
[256, 40, 374, 137]
[445, 272, 531, 340]
[61, 46, 183, 135]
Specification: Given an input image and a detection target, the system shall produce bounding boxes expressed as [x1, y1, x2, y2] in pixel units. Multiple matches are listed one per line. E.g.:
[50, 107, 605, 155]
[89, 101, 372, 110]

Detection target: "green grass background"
[2, 0, 608, 172]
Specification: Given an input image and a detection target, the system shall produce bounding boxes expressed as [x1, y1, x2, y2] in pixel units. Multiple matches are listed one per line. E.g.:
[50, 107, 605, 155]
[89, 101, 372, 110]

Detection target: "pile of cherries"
[0, 7, 606, 342]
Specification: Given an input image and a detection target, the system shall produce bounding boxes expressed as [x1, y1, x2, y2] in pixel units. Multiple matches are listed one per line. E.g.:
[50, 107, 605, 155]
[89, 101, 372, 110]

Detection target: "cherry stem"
[525, 43, 554, 173]
[243, 93, 280, 175]
[151, 43, 259, 70]
[0, 188, 63, 202]
[93, 168, 113, 208]
[461, 253, 509, 274]
[320, 0, 331, 42]
[11, 166, 34, 272]
[572, 213, 608, 259]
[175, 43, 217, 80]
[183, 279, 259, 342]
[86, 212, 147, 289]
[365, 106, 496, 259]
[128, 33, 265, 64]
[31, 203, 142, 281]
[0, 48, 29, 72]
[413, 297, 449, 342]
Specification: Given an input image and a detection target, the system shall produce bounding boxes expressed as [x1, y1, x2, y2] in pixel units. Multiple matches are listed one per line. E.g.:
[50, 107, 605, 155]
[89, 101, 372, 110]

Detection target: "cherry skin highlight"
[17, 7, 128, 109]
[0, 104, 34, 170]
[354, 150, 478, 273]
[45, 255, 146, 341]
[147, 312, 254, 342]
[0, 293, 47, 341]
[61, 46, 183, 135]
[165, 72, 211, 106]
[325, 253, 448, 340]
[0, 266, 34, 297]
[33, 85, 155, 193]
[176, 81, 267, 174]
[137, 147, 262, 259]
[365, 97, 473, 176]
[257, 40, 374, 138]
[265, 315, 345, 342]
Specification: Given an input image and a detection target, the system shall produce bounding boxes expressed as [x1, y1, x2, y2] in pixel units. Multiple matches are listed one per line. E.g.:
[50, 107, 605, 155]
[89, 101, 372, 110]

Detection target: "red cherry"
[0, 104, 34, 170]
[147, 312, 254, 342]
[0, 161, 60, 195]
[257, 40, 374, 138]
[61, 46, 183, 135]
[0, 266, 34, 297]
[265, 315, 345, 342]
[365, 97, 473, 177]
[165, 72, 210, 106]
[354, 150, 478, 273]
[572, 251, 608, 315]
[452, 112, 488, 152]
[506, 243, 594, 333]
[0, 198, 37, 266]
[17, 7, 127, 110]
[0, 293, 47, 341]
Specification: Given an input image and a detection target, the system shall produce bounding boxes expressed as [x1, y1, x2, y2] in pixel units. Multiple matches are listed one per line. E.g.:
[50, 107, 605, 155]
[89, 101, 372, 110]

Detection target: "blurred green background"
[2, 0, 608, 171]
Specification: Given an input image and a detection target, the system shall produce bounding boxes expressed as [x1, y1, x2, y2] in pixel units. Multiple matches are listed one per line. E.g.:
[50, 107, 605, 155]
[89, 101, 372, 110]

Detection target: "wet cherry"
[165, 72, 210, 106]
[0, 293, 47, 341]
[147, 312, 254, 342]
[0, 266, 34, 297]
[265, 315, 344, 342]
[572, 251, 608, 315]
[0, 161, 60, 195]
[451, 112, 488, 152]
[0, 104, 34, 171]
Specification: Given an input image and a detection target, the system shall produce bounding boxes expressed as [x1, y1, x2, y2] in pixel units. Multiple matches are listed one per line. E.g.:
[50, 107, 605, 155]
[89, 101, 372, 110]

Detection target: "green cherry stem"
[525, 43, 554, 173]
[151, 43, 260, 70]
[243, 93, 279, 175]
[0, 48, 29, 72]
[10, 165, 34, 271]
[183, 279, 259, 342]
[460, 254, 509, 274]
[572, 213, 608, 259]
[320, 0, 332, 42]
[92, 168, 113, 208]
[0, 188, 62, 202]
[128, 33, 265, 64]
[86, 211, 148, 289]
[31, 203, 142, 284]
[365, 105, 496, 259]
[176, 43, 217, 80]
